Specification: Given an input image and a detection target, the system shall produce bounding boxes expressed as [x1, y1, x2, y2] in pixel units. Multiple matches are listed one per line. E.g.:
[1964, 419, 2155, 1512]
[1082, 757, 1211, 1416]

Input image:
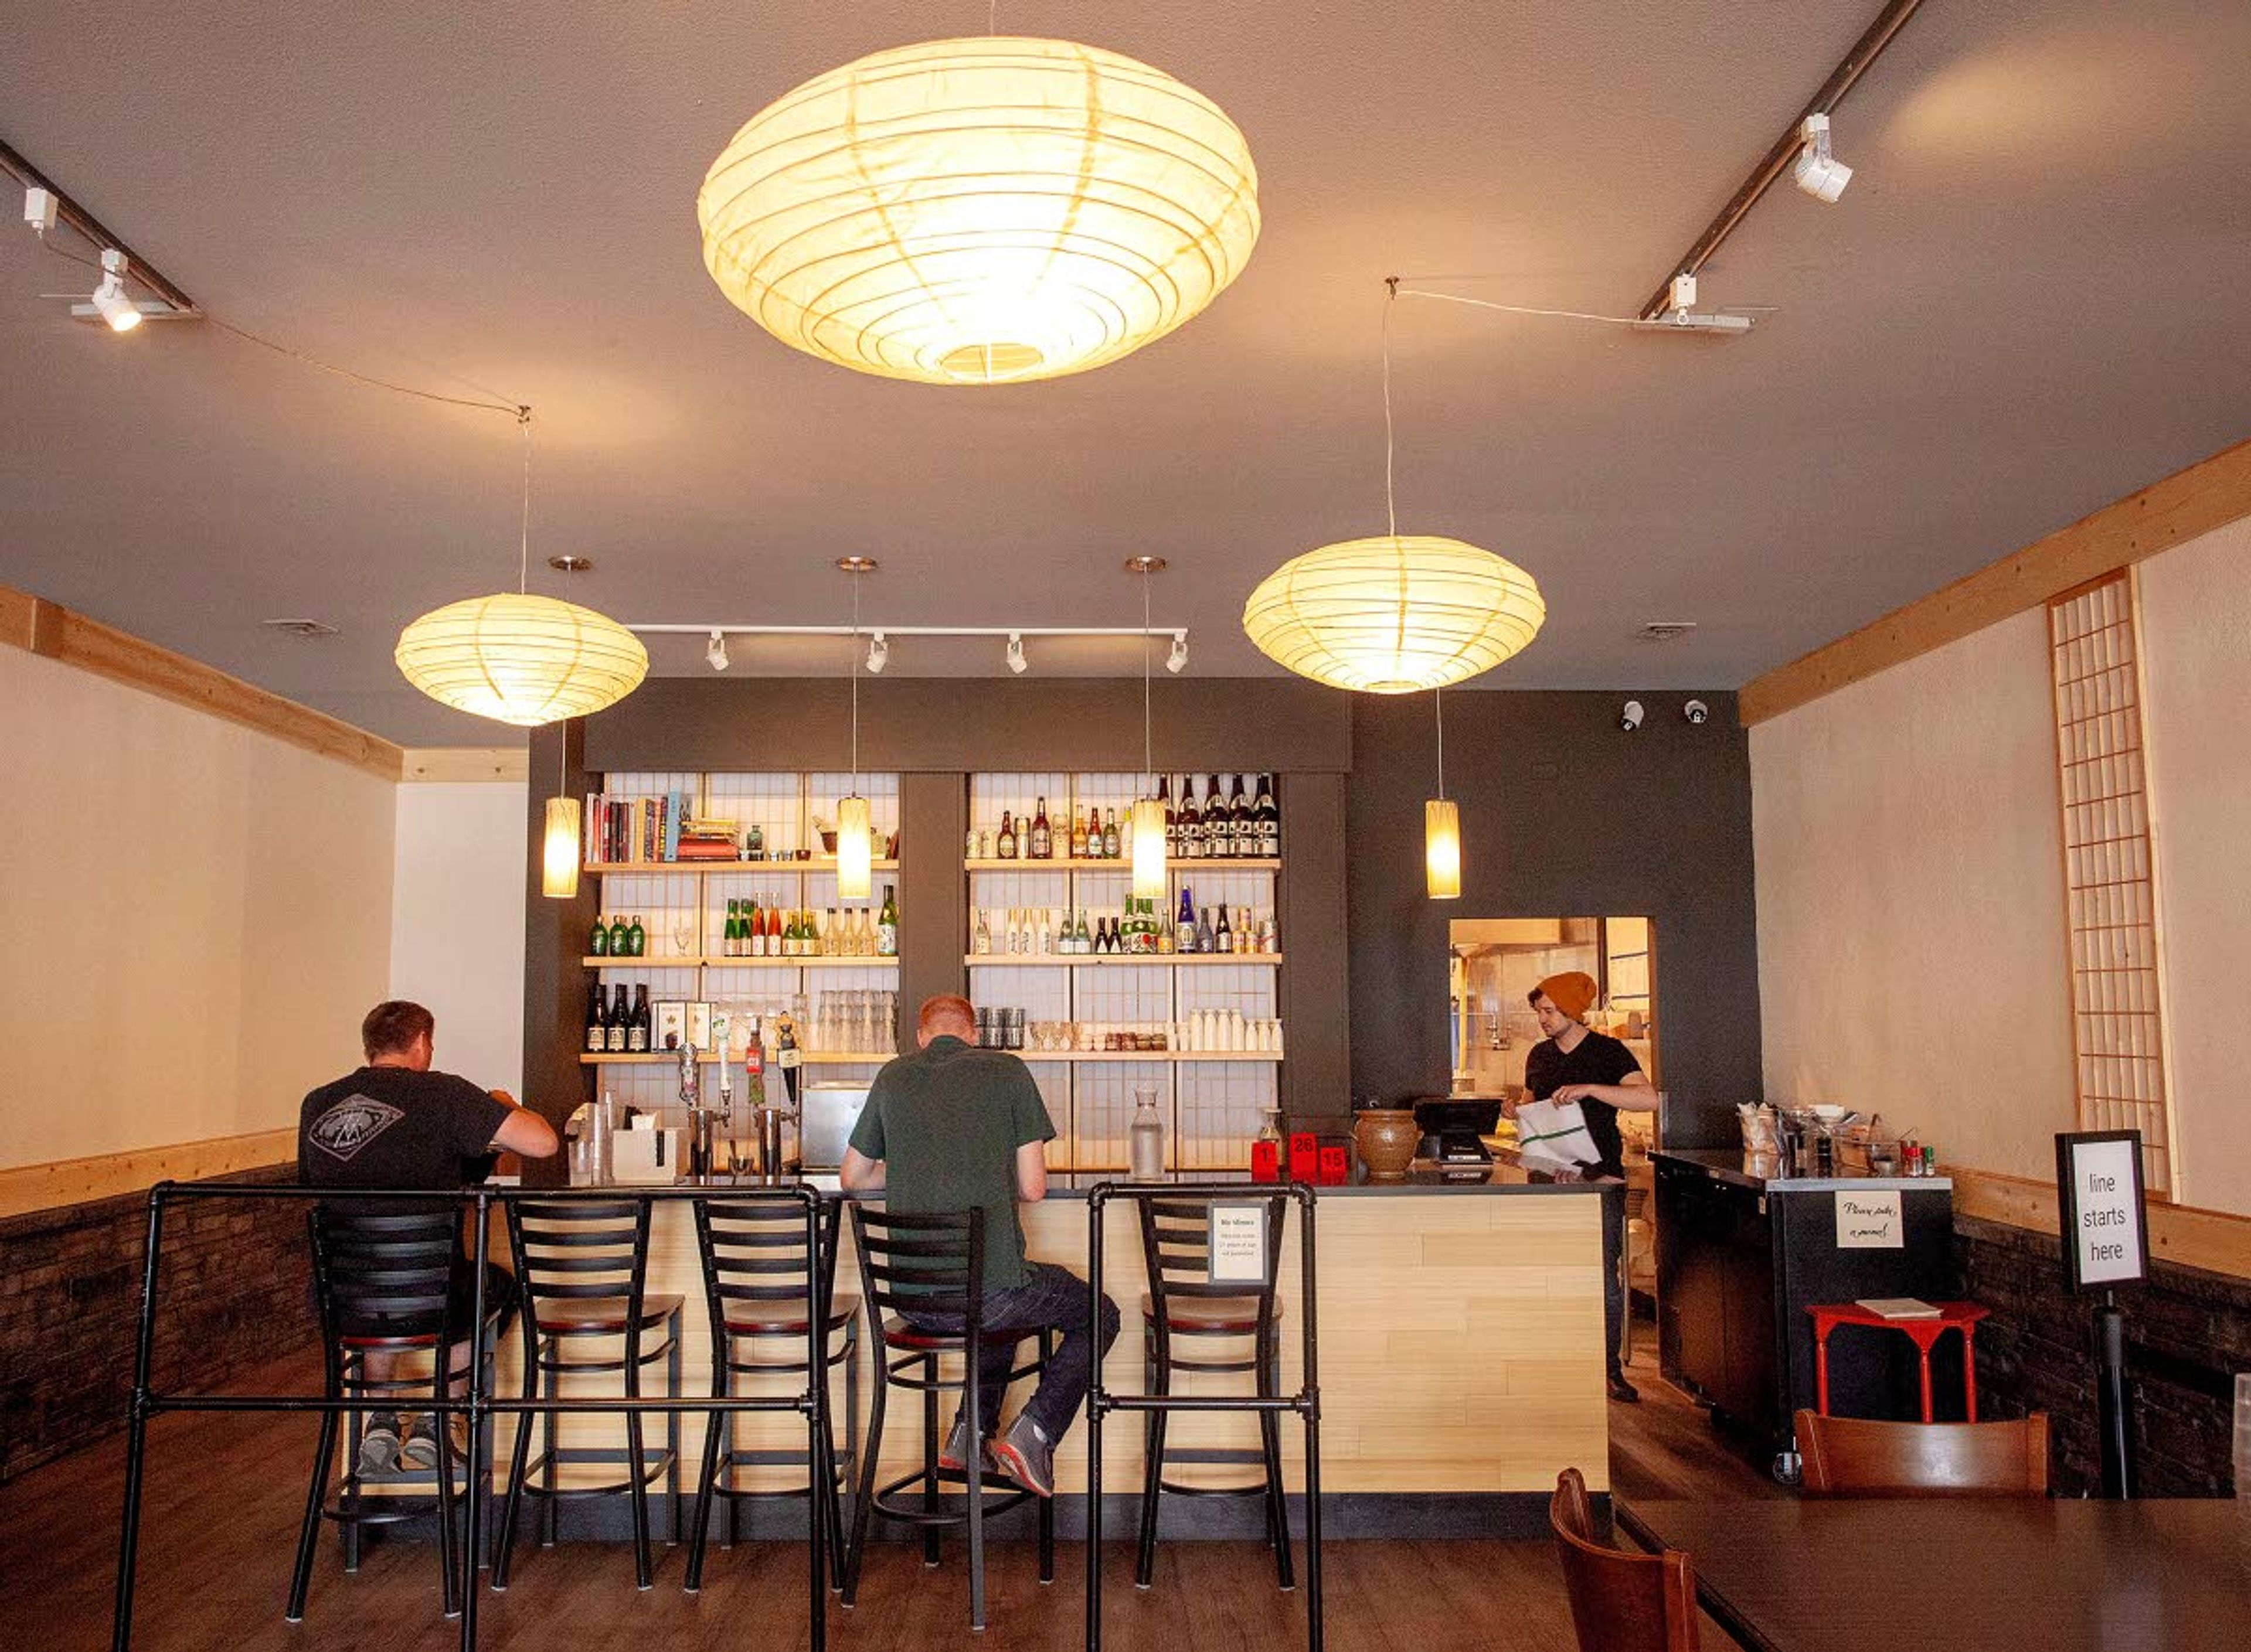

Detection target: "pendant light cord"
[848, 570, 862, 788]
[1382, 277, 1399, 540]
[517, 409, 533, 593]
[1141, 569, 1154, 788]
[1435, 687, 1446, 801]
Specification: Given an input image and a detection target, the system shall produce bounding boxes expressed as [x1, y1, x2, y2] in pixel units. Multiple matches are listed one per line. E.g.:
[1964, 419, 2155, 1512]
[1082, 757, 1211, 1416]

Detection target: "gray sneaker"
[399, 1413, 440, 1470]
[358, 1412, 403, 1477]
[938, 1411, 997, 1476]
[992, 1413, 1055, 1499]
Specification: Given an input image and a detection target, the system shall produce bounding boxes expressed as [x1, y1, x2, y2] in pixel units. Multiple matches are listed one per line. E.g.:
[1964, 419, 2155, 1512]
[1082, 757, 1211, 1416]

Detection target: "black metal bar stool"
[491, 1195, 684, 1590]
[1135, 1193, 1293, 1589]
[684, 1193, 859, 1592]
[840, 1206, 1055, 1632]
[288, 1204, 501, 1623]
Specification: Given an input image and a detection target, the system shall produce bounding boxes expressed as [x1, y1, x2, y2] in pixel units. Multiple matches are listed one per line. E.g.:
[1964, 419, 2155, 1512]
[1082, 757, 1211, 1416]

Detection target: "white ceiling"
[3, 0, 2247, 744]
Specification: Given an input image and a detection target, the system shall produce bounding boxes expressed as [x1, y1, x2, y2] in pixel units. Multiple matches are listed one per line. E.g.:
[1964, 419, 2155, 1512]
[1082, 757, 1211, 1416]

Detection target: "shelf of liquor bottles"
[584, 859, 900, 876]
[966, 772, 1281, 1171]
[585, 955, 899, 970]
[580, 1051, 895, 1067]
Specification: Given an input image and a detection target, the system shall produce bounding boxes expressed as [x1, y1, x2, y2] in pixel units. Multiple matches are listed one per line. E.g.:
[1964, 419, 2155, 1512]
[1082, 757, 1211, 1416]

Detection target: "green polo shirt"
[849, 1035, 1056, 1290]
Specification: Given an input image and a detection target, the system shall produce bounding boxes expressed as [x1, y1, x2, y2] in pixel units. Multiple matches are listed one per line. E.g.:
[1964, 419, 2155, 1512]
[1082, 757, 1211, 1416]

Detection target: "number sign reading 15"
[2056, 1132, 2148, 1289]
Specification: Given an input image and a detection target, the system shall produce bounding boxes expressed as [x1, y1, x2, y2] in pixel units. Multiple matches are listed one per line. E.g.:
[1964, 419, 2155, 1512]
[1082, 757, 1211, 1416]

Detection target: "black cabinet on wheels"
[1654, 1150, 1960, 1469]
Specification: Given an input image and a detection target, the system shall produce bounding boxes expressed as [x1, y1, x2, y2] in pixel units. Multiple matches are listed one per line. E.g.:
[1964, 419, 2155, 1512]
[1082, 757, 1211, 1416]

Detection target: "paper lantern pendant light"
[1243, 535, 1546, 694]
[1130, 797, 1168, 901]
[697, 36, 1260, 386]
[543, 796, 583, 898]
[397, 594, 649, 727]
[836, 794, 874, 900]
[1425, 799, 1461, 901]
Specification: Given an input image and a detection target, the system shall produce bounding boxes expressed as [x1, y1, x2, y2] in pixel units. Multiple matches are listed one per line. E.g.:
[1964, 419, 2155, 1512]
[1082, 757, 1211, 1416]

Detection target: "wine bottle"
[1215, 902, 1233, 952]
[608, 983, 630, 1052]
[1158, 775, 1174, 856]
[997, 809, 1017, 859]
[1037, 907, 1054, 954]
[1178, 778, 1201, 859]
[722, 898, 740, 958]
[1203, 776, 1225, 860]
[1232, 774, 1253, 857]
[584, 981, 607, 1052]
[1195, 902, 1216, 955]
[1256, 773, 1279, 857]
[1074, 908, 1091, 954]
[1031, 796, 1052, 859]
[878, 884, 899, 957]
[974, 908, 992, 955]
[628, 985, 652, 1053]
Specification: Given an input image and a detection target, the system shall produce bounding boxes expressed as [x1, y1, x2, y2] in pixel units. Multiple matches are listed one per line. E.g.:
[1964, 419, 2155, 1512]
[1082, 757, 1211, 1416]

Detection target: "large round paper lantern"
[396, 594, 648, 727]
[696, 36, 1260, 386]
[1242, 536, 1546, 694]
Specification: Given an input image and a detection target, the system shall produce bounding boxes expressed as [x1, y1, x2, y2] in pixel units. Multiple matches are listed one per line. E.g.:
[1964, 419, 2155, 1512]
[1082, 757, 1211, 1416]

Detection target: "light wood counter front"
[492, 1176, 1610, 1511]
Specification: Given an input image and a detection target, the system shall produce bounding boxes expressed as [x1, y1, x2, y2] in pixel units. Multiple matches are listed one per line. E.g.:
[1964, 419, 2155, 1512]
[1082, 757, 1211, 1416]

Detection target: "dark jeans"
[1597, 1181, 1626, 1376]
[907, 1261, 1121, 1440]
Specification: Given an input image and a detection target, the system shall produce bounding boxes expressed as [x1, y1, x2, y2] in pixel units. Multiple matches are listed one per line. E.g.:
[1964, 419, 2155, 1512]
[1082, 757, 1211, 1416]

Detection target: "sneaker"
[991, 1413, 1056, 1499]
[1606, 1371, 1642, 1404]
[400, 1413, 441, 1470]
[358, 1412, 403, 1477]
[937, 1412, 996, 1475]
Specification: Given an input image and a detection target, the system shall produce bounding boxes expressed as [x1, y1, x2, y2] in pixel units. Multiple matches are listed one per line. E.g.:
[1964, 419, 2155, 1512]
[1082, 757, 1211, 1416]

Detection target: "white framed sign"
[1206, 1202, 1270, 1285]
[2056, 1130, 2148, 1289]
[1835, 1189, 1903, 1249]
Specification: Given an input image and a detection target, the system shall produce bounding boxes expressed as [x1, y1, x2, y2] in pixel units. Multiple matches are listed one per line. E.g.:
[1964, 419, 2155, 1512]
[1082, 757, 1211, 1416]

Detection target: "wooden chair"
[1549, 1468, 1700, 1652]
[1794, 1409, 2049, 1497]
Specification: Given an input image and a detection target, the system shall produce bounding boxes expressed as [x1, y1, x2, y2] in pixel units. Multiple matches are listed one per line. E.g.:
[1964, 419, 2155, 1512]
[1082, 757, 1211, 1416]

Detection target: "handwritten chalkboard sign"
[2055, 1130, 2149, 1290]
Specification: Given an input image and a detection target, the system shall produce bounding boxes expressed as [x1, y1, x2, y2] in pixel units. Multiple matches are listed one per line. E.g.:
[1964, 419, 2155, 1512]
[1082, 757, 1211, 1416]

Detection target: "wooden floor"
[0, 1333, 1775, 1652]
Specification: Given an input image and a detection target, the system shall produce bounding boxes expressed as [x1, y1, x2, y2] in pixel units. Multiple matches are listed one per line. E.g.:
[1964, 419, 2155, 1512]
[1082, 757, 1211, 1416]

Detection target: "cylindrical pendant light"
[1425, 799, 1461, 901]
[835, 558, 878, 898]
[542, 795, 582, 900]
[1425, 687, 1460, 899]
[698, 37, 1260, 386]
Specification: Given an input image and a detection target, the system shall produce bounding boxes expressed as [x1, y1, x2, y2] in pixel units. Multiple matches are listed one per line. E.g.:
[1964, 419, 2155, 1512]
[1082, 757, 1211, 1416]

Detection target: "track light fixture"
[1792, 113, 1852, 203]
[866, 632, 889, 675]
[1005, 633, 1028, 675]
[90, 248, 142, 333]
[705, 629, 729, 672]
[1166, 632, 1189, 674]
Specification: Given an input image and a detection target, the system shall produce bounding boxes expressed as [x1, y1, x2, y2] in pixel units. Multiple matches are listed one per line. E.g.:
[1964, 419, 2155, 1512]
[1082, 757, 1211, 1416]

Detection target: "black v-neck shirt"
[1522, 1030, 1642, 1178]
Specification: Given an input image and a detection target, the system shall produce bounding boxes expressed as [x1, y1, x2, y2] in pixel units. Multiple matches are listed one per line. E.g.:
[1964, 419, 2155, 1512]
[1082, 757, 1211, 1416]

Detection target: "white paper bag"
[1514, 1098, 1601, 1174]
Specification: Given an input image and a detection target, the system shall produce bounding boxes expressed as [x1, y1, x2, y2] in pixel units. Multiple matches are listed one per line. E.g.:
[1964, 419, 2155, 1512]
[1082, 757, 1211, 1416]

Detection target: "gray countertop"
[1652, 1146, 1954, 1194]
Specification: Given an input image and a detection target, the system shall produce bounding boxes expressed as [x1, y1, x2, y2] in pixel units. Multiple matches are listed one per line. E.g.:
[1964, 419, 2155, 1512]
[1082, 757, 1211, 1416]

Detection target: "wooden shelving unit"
[580, 1051, 894, 1067]
[585, 859, 899, 876]
[963, 857, 1278, 872]
[585, 955, 898, 970]
[964, 953, 1279, 968]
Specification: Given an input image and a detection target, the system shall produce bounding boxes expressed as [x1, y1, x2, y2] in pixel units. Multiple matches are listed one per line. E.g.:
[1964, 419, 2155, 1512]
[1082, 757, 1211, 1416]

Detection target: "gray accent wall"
[1344, 692, 1760, 1148]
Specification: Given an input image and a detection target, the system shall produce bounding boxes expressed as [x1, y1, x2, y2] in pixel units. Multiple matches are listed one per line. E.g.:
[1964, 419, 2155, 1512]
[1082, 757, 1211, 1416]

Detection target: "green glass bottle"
[725, 898, 742, 958]
[627, 913, 647, 957]
[877, 884, 899, 957]
[608, 912, 630, 956]
[590, 913, 609, 957]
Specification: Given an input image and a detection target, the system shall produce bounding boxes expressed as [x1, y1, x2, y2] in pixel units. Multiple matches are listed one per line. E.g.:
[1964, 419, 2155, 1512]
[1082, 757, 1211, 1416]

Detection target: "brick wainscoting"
[1955, 1214, 2249, 1497]
[0, 1165, 314, 1483]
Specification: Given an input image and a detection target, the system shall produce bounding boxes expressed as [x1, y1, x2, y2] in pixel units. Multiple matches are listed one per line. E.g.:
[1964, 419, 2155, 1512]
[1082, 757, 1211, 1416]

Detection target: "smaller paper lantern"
[836, 794, 874, 900]
[1242, 536, 1545, 694]
[1130, 796, 1168, 900]
[396, 594, 648, 727]
[1425, 799, 1461, 901]
[542, 796, 582, 900]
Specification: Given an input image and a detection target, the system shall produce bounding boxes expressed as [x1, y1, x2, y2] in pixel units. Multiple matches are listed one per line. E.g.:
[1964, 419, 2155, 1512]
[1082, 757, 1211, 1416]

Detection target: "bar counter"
[500, 1163, 1610, 1523]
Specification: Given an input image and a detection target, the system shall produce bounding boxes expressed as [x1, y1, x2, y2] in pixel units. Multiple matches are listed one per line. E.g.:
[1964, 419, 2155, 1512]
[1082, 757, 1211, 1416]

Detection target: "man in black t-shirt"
[300, 1000, 557, 1473]
[1512, 971, 1655, 1403]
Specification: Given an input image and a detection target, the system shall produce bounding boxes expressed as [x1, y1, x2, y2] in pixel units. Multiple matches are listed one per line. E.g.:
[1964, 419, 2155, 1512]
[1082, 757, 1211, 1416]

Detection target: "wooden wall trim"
[402, 746, 530, 783]
[1951, 1165, 2251, 1284]
[1740, 438, 2251, 726]
[0, 1129, 298, 1221]
[0, 582, 406, 782]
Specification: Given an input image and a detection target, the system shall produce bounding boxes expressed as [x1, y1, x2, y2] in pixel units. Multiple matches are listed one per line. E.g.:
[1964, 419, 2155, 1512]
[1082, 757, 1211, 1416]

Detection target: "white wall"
[1752, 609, 2076, 1180]
[388, 781, 528, 1100]
[1753, 514, 2251, 1214]
[2137, 515, 2251, 1215]
[0, 646, 395, 1168]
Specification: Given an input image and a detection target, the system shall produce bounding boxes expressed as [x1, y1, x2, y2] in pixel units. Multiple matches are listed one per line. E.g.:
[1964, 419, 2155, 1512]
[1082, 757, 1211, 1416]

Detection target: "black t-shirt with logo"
[299, 1065, 512, 1194]
[1522, 1030, 1643, 1178]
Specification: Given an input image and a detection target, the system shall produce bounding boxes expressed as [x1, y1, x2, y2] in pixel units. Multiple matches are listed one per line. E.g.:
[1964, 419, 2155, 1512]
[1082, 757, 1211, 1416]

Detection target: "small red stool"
[1807, 1300, 1989, 1422]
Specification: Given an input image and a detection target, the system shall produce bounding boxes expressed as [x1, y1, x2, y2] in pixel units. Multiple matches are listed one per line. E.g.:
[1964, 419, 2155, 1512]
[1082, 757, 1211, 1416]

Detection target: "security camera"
[1619, 700, 1644, 732]
[1684, 699, 1710, 725]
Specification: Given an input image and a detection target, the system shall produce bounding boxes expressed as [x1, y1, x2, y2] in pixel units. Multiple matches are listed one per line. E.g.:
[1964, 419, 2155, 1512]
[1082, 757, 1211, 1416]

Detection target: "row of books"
[583, 793, 741, 864]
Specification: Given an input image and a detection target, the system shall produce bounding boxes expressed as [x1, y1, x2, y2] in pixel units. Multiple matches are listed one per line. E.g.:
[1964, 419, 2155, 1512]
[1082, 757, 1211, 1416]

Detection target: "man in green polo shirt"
[841, 994, 1120, 1496]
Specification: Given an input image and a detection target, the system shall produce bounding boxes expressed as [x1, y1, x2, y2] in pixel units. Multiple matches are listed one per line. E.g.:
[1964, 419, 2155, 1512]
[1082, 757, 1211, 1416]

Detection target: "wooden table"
[1617, 1498, 2251, 1652]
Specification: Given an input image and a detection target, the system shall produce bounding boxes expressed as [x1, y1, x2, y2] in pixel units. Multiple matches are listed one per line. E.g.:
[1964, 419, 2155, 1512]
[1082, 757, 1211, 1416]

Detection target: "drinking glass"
[673, 921, 697, 958]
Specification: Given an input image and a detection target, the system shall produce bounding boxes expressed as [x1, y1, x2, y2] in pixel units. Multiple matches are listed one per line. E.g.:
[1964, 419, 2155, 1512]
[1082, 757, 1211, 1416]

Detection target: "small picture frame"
[654, 1002, 687, 1052]
[686, 1001, 713, 1051]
